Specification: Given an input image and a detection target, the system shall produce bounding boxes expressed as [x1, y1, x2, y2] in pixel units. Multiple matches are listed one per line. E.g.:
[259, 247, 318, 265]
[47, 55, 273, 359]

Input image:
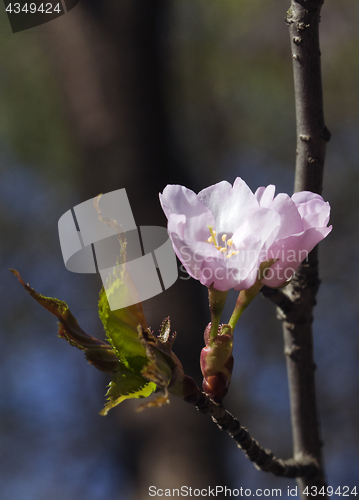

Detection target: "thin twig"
[185, 392, 320, 479]
[277, 1, 331, 497]
[286, 0, 330, 194]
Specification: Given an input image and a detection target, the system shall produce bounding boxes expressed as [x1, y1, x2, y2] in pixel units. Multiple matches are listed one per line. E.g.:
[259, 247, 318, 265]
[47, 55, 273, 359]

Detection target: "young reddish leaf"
[11, 269, 119, 373]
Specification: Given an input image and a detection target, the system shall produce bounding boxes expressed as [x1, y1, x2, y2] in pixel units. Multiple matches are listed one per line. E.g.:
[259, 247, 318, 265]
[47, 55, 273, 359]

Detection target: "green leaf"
[11, 269, 158, 413]
[97, 269, 164, 412]
[12, 269, 190, 414]
[98, 285, 148, 366]
[100, 363, 157, 416]
[11, 269, 119, 373]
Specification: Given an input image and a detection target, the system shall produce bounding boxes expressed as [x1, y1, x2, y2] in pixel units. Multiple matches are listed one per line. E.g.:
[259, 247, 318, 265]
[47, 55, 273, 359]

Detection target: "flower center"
[206, 226, 239, 259]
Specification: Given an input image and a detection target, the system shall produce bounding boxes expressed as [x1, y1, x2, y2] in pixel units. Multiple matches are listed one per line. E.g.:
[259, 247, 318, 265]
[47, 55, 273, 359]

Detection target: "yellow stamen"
[227, 250, 239, 258]
[207, 225, 218, 247]
[206, 226, 237, 258]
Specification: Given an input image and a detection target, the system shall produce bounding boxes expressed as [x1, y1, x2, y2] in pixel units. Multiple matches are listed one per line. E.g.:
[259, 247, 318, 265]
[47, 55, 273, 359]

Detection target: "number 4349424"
[303, 486, 357, 496]
[5, 3, 61, 14]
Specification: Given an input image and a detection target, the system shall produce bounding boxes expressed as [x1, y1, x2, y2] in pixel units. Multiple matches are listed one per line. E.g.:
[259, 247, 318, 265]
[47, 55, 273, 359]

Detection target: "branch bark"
[280, 1, 331, 498]
[185, 391, 320, 480]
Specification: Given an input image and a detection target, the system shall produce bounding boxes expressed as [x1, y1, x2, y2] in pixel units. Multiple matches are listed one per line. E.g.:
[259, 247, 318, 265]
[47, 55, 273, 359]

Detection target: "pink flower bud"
[200, 323, 234, 401]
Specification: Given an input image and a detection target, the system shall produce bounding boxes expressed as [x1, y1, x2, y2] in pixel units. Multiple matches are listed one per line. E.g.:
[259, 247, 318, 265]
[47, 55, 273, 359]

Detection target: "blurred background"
[0, 1, 358, 499]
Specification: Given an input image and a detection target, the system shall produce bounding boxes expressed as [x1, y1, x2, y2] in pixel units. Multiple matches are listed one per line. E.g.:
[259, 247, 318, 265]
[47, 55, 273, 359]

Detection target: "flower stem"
[208, 286, 228, 339]
[228, 281, 263, 330]
[228, 259, 278, 330]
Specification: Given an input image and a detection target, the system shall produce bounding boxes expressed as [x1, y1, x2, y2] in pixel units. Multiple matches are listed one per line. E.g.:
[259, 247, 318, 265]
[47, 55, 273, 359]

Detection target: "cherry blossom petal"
[263, 225, 332, 287]
[291, 191, 323, 204]
[255, 184, 276, 207]
[268, 193, 304, 238]
[198, 178, 258, 234]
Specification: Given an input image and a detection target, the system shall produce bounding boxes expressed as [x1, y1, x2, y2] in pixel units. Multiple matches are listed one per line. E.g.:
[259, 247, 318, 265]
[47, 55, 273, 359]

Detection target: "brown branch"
[261, 286, 293, 315]
[286, 0, 330, 193]
[278, 1, 331, 498]
[184, 392, 320, 479]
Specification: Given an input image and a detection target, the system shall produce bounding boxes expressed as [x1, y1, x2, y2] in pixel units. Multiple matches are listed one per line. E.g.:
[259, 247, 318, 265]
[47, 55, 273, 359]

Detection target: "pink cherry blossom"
[159, 178, 332, 291]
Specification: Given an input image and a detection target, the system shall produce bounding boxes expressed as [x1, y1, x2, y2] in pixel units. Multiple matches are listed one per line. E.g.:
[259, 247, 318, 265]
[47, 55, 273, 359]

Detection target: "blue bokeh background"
[1, 1, 358, 498]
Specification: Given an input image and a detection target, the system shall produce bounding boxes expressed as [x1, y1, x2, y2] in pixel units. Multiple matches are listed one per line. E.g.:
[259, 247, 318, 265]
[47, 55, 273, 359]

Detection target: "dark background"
[0, 1, 358, 499]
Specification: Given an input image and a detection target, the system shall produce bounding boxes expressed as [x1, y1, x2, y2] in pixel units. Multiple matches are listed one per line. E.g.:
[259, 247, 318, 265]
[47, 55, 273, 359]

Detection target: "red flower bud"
[200, 323, 234, 402]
